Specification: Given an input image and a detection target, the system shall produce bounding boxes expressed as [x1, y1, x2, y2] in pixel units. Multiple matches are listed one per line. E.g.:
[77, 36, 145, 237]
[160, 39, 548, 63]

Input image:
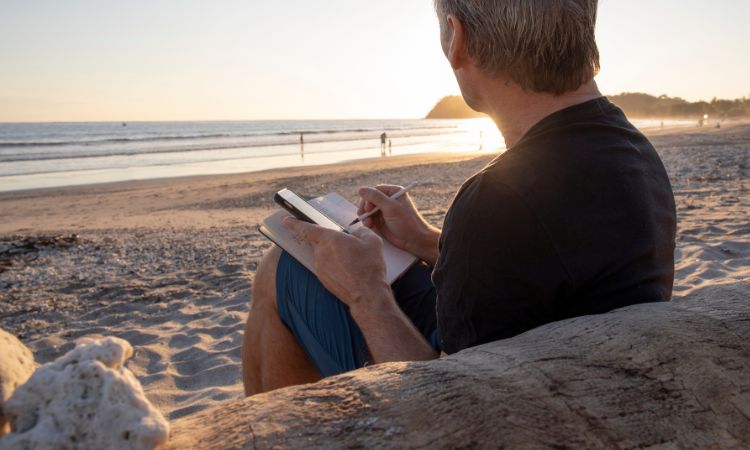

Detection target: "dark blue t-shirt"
[432, 97, 677, 354]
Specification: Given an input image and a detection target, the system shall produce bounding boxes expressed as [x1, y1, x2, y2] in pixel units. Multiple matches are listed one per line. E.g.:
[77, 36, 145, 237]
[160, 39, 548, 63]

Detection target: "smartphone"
[274, 188, 345, 232]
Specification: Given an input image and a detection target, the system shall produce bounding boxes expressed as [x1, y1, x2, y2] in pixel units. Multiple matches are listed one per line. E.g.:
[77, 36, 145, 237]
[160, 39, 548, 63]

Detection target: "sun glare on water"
[457, 117, 506, 152]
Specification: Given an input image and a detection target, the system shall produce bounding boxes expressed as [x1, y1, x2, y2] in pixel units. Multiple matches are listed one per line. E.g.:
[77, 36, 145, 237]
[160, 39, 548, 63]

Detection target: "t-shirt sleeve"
[432, 174, 572, 354]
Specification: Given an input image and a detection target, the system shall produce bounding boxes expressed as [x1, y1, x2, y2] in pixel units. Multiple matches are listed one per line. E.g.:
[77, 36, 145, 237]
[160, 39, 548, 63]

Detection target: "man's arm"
[348, 283, 438, 363]
[283, 217, 438, 363]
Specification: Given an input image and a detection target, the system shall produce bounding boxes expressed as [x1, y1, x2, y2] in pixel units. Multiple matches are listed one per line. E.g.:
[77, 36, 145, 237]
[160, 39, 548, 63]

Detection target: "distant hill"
[426, 93, 750, 119]
[425, 96, 486, 119]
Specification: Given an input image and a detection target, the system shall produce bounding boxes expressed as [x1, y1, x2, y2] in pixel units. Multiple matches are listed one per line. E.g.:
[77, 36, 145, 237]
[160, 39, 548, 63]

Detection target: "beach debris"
[0, 234, 80, 273]
[0, 329, 35, 437]
[0, 336, 169, 450]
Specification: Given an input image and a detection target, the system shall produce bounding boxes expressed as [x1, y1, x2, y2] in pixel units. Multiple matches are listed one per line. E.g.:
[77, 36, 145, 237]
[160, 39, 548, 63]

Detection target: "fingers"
[362, 216, 377, 229]
[358, 185, 413, 210]
[358, 199, 377, 216]
[373, 185, 404, 196]
[358, 187, 398, 214]
[284, 216, 380, 252]
[282, 217, 329, 244]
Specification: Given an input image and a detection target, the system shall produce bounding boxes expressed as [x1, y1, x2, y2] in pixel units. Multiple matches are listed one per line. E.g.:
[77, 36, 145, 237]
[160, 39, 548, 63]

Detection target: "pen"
[349, 181, 419, 226]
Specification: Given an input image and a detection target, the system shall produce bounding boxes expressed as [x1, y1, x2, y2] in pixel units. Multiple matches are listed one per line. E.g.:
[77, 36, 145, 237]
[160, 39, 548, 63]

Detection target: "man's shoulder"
[482, 110, 662, 190]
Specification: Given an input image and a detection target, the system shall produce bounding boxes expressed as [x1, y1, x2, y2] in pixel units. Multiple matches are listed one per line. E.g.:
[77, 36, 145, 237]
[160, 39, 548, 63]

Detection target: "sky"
[0, 0, 748, 122]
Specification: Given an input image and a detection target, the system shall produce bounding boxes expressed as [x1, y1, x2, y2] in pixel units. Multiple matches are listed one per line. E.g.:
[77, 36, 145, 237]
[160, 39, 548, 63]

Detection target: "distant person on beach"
[243, 0, 676, 394]
[299, 132, 304, 158]
[380, 132, 388, 156]
[388, 139, 392, 155]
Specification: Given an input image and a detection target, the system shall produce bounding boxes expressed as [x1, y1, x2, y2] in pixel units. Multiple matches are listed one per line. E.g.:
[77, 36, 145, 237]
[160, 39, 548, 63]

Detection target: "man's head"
[434, 0, 600, 112]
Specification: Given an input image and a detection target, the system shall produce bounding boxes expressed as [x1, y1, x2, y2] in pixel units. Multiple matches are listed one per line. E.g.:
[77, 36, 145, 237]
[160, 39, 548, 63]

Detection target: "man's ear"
[445, 15, 470, 71]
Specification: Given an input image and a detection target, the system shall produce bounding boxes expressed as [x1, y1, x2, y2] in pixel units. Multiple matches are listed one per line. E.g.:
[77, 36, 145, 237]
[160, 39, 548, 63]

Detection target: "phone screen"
[275, 189, 345, 232]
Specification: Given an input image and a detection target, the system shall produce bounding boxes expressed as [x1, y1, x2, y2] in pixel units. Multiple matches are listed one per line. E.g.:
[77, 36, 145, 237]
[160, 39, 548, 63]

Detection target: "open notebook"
[259, 192, 418, 284]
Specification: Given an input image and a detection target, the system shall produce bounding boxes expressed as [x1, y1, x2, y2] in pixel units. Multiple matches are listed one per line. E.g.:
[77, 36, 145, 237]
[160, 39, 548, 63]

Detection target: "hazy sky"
[1, 0, 748, 122]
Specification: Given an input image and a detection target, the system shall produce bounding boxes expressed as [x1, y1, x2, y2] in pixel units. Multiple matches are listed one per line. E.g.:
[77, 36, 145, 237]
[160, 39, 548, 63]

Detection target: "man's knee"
[251, 246, 282, 312]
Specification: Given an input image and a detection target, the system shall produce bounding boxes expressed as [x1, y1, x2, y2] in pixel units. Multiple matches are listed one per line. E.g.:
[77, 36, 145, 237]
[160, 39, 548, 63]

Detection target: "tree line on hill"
[609, 93, 750, 119]
[426, 93, 750, 119]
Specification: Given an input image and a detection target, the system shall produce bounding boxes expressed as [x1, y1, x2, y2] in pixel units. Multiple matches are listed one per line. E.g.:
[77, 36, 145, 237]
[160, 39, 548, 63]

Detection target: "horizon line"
[1, 91, 747, 124]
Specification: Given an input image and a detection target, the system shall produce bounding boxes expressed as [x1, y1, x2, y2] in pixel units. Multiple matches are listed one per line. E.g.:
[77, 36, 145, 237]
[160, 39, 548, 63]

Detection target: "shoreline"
[0, 150, 494, 234]
[1, 117, 741, 200]
[0, 118, 498, 195]
[2, 117, 744, 197]
[0, 151, 490, 200]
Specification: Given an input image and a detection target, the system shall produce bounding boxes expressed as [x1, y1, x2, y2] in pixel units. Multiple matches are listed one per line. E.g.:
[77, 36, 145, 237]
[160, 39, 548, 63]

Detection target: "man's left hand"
[282, 216, 438, 364]
[282, 217, 391, 309]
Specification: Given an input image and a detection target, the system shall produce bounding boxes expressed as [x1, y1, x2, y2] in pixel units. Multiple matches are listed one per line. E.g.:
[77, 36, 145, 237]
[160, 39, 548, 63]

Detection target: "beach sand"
[1, 123, 748, 422]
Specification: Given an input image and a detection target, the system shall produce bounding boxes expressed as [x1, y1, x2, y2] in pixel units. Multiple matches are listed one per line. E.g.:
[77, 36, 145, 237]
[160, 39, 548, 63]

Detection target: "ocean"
[0, 119, 503, 192]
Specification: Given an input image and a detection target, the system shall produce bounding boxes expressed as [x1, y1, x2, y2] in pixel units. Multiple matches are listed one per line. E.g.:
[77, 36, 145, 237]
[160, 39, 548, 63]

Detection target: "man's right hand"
[357, 185, 441, 266]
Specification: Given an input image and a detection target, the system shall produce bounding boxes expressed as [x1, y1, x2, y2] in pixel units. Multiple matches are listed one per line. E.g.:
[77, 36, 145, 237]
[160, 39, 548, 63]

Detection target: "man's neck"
[482, 80, 602, 148]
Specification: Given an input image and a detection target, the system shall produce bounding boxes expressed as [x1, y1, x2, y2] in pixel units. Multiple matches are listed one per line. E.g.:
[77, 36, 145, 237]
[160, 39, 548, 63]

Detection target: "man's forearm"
[349, 285, 438, 363]
[409, 225, 441, 267]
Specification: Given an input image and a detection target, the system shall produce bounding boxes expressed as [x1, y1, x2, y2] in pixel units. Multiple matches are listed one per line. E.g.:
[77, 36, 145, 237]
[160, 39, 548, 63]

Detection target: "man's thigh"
[275, 251, 437, 378]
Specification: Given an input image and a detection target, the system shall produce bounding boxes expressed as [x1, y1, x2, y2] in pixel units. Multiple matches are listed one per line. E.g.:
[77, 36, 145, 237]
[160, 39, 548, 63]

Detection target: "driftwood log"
[167, 282, 750, 449]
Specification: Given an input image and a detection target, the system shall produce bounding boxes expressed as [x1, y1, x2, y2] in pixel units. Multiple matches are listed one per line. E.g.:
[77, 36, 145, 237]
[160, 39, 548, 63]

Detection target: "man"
[242, 0, 676, 395]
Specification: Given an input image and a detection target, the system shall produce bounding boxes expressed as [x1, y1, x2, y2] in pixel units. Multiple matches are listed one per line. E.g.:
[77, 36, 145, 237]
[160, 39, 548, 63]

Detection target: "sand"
[0, 123, 748, 422]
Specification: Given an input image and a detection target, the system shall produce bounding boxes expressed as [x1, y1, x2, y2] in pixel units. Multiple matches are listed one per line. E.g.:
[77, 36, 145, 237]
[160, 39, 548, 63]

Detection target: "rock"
[0, 329, 35, 437]
[166, 282, 750, 449]
[425, 95, 486, 119]
[0, 336, 169, 450]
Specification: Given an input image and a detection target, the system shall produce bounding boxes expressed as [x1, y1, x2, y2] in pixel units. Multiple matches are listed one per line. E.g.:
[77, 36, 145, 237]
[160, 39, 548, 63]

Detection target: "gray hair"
[434, 0, 600, 95]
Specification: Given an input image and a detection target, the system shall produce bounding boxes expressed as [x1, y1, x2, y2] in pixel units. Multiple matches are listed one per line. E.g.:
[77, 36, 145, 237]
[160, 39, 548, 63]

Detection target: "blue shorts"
[275, 250, 439, 378]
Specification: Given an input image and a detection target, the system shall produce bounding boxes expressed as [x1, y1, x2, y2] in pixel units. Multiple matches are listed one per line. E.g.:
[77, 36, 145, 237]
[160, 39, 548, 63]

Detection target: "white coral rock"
[0, 329, 35, 437]
[0, 337, 169, 450]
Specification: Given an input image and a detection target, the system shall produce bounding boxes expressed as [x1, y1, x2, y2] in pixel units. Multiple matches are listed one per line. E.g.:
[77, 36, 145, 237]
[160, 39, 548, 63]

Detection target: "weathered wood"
[167, 282, 750, 449]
